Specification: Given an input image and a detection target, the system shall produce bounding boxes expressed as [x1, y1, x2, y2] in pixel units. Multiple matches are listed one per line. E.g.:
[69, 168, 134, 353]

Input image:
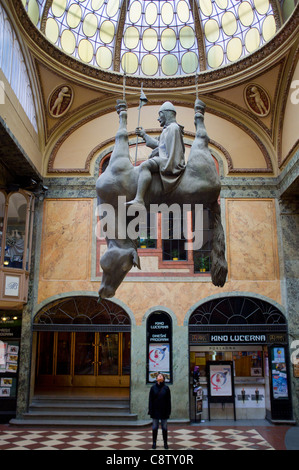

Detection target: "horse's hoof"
[125, 199, 146, 209]
[116, 99, 127, 114]
[195, 99, 205, 113]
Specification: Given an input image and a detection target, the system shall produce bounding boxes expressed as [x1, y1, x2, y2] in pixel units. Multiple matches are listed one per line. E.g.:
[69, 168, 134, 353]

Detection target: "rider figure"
[126, 102, 186, 207]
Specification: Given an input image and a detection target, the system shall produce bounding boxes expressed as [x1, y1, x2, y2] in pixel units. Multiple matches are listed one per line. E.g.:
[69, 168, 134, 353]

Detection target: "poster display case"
[0, 335, 20, 421]
[147, 311, 172, 383]
[269, 345, 293, 420]
[206, 361, 236, 420]
[0, 317, 21, 422]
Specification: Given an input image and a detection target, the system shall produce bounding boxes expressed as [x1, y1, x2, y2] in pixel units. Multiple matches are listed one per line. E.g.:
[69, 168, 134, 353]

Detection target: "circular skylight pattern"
[22, 0, 277, 77]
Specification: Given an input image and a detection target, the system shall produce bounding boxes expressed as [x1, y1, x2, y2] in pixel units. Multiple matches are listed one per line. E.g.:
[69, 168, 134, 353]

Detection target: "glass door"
[73, 332, 130, 387]
[73, 332, 95, 386]
[55, 332, 72, 386]
[98, 333, 119, 376]
[36, 331, 130, 389]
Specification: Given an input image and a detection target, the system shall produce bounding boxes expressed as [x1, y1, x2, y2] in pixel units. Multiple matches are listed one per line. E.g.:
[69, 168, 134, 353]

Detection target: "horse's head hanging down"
[98, 243, 140, 300]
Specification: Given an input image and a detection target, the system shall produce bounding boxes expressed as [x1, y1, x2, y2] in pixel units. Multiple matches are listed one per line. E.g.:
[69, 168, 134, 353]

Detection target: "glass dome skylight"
[22, 0, 277, 77]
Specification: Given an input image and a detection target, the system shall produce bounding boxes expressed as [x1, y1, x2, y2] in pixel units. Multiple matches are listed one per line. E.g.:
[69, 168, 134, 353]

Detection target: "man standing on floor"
[148, 372, 171, 449]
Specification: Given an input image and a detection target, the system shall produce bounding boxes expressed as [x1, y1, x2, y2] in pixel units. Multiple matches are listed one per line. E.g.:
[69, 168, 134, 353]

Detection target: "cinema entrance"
[33, 297, 131, 394]
[189, 296, 293, 422]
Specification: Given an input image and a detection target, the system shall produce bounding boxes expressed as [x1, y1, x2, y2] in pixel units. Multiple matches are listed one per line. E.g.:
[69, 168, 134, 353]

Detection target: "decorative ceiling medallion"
[244, 83, 270, 117]
[48, 84, 74, 118]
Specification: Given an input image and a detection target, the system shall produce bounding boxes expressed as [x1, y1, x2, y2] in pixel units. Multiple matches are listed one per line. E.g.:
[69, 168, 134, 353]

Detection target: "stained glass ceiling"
[22, 0, 277, 77]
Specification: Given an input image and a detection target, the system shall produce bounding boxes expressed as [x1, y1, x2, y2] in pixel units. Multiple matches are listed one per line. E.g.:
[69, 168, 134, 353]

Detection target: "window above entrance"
[34, 296, 131, 328]
[189, 296, 286, 326]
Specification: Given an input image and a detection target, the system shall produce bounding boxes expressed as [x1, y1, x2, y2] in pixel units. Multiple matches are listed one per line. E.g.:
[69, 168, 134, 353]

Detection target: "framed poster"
[206, 361, 236, 420]
[269, 345, 293, 420]
[147, 311, 172, 383]
[270, 346, 288, 399]
[148, 343, 170, 381]
[209, 363, 233, 397]
[4, 275, 20, 297]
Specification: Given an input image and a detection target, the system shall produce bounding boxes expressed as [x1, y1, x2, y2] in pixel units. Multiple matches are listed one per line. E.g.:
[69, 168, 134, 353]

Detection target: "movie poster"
[147, 311, 172, 383]
[209, 364, 233, 397]
[148, 343, 170, 382]
[271, 347, 288, 399]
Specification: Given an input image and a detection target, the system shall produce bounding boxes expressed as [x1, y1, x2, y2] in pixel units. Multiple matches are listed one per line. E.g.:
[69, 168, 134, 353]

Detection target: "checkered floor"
[0, 427, 274, 450]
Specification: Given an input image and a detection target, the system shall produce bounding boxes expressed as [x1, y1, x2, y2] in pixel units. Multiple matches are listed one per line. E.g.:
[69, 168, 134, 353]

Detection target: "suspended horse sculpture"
[96, 99, 227, 300]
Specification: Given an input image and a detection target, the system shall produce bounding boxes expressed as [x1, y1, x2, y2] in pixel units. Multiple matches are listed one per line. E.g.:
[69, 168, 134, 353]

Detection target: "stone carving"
[244, 83, 270, 117]
[48, 85, 73, 118]
[96, 99, 228, 300]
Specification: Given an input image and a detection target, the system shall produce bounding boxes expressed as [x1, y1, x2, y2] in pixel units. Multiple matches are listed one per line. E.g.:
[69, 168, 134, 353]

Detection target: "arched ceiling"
[22, 0, 279, 77]
[6, 0, 297, 175]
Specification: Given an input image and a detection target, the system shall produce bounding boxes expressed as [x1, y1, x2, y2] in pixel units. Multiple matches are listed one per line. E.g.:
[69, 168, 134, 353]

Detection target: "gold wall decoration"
[48, 84, 74, 118]
[244, 83, 271, 117]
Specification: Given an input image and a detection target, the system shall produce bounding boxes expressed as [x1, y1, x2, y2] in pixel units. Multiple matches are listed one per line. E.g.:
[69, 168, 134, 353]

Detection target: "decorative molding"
[47, 103, 121, 173]
[205, 106, 273, 173]
[279, 139, 299, 171]
[47, 99, 273, 174]
[47, 84, 74, 118]
[204, 57, 286, 143]
[277, 44, 299, 167]
[243, 83, 271, 118]
[34, 59, 117, 144]
[40, 0, 52, 33]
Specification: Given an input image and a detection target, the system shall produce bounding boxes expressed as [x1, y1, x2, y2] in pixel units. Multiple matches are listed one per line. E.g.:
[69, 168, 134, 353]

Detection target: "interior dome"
[22, 0, 277, 77]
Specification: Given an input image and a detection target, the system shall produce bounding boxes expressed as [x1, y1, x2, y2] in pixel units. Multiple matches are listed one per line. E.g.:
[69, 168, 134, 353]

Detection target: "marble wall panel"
[226, 199, 279, 281]
[39, 199, 92, 282]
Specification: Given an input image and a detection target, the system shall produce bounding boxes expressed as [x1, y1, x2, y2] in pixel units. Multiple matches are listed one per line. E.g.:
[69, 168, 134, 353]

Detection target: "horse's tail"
[210, 201, 228, 287]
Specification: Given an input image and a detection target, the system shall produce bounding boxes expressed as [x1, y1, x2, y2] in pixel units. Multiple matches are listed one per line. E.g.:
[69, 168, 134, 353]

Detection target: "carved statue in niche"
[96, 99, 228, 301]
[244, 83, 270, 117]
[48, 85, 73, 118]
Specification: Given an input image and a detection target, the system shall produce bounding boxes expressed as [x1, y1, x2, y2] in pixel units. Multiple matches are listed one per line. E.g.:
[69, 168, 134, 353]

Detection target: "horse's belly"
[96, 169, 138, 203]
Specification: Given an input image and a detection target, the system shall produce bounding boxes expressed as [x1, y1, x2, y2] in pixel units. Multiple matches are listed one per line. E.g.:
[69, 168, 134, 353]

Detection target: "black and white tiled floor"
[0, 426, 278, 450]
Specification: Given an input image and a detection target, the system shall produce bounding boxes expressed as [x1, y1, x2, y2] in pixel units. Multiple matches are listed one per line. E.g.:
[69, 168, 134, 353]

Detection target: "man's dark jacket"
[148, 382, 171, 419]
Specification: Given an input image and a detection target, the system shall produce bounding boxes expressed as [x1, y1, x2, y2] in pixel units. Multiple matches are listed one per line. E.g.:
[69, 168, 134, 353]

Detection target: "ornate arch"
[185, 293, 287, 330]
[33, 294, 135, 330]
